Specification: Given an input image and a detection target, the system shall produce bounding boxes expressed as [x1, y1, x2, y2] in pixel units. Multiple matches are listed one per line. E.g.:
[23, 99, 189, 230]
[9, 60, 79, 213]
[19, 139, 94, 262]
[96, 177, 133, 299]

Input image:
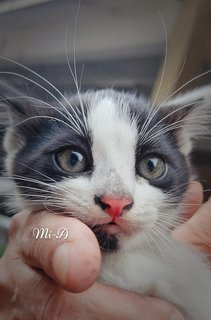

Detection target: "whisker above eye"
[0, 55, 87, 133]
[140, 100, 202, 144]
[142, 115, 210, 145]
[64, 0, 89, 139]
[160, 68, 211, 107]
[0, 70, 85, 135]
[141, 11, 168, 141]
[0, 97, 85, 139]
[0, 55, 74, 108]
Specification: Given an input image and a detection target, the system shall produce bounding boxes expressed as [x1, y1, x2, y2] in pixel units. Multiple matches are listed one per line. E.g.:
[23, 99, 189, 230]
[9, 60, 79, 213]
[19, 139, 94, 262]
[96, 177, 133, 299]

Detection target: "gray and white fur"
[0, 82, 211, 320]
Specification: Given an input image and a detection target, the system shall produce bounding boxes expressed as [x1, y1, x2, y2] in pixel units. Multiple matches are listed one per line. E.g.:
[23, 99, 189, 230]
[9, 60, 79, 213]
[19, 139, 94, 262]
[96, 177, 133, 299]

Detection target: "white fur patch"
[88, 96, 137, 196]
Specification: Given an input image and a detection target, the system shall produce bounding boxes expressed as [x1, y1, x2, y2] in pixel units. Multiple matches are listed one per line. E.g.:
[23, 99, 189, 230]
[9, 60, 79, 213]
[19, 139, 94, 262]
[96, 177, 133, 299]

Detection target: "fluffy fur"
[0, 82, 211, 319]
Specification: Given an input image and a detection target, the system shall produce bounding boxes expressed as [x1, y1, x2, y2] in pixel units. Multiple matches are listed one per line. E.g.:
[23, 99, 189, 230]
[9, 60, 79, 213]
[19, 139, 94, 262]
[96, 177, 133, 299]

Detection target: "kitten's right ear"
[159, 85, 211, 155]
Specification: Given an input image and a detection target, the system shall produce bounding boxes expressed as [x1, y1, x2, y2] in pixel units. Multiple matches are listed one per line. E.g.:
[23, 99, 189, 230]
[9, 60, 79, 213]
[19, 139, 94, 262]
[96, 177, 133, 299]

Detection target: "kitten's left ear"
[160, 85, 211, 155]
[0, 80, 47, 124]
[0, 80, 52, 155]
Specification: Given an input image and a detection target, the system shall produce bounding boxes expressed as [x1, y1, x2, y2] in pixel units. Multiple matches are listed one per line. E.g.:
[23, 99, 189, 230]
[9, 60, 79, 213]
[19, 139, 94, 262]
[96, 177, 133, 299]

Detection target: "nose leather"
[100, 196, 133, 220]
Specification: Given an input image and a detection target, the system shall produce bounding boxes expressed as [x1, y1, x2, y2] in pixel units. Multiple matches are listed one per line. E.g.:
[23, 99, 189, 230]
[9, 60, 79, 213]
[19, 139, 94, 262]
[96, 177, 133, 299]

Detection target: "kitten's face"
[3, 89, 194, 251]
[2, 83, 210, 254]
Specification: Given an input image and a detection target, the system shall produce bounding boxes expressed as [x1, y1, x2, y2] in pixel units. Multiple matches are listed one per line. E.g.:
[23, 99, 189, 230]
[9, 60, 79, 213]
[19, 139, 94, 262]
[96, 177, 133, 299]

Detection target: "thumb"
[18, 210, 101, 292]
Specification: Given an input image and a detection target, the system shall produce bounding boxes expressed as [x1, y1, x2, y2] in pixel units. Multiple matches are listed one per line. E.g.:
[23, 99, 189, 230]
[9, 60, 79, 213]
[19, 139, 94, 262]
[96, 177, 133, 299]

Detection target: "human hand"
[0, 209, 184, 320]
[173, 181, 211, 257]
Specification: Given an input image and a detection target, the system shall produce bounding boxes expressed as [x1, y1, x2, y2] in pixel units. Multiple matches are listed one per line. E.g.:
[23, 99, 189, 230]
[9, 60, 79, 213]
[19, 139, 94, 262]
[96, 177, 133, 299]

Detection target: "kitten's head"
[1, 82, 211, 251]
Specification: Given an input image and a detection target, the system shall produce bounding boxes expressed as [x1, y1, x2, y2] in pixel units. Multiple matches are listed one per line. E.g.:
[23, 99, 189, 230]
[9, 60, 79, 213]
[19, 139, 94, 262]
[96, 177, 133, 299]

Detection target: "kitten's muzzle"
[94, 195, 133, 221]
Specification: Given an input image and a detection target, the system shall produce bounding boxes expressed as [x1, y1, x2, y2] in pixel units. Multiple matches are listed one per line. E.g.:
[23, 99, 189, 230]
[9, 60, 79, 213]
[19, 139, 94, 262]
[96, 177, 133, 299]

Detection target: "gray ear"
[0, 81, 50, 155]
[0, 80, 46, 125]
[160, 86, 211, 155]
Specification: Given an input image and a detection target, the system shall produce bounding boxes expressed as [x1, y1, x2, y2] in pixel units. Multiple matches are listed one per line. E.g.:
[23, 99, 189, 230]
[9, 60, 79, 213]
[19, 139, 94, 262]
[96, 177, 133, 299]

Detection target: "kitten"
[0, 81, 211, 319]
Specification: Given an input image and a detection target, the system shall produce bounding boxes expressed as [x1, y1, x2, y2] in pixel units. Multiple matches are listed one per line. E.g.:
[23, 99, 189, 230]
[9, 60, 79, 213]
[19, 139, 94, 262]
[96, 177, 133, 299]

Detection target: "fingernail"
[52, 242, 72, 284]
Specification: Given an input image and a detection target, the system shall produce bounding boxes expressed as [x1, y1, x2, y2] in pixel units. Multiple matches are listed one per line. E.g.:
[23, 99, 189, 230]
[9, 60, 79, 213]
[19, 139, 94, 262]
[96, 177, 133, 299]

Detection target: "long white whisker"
[0, 95, 84, 135]
[172, 46, 187, 86]
[140, 11, 168, 140]
[0, 95, 52, 109]
[140, 100, 201, 144]
[7, 174, 69, 194]
[12, 175, 81, 200]
[143, 114, 209, 144]
[64, 25, 86, 133]
[13, 185, 61, 197]
[0, 71, 83, 134]
[16, 162, 57, 183]
[0, 55, 85, 129]
[79, 63, 85, 91]
[64, 1, 88, 138]
[147, 226, 168, 260]
[5, 114, 82, 136]
[165, 182, 190, 193]
[150, 224, 177, 259]
[142, 66, 211, 143]
[143, 229, 156, 255]
[160, 68, 211, 106]
[151, 10, 168, 110]
[73, 0, 81, 94]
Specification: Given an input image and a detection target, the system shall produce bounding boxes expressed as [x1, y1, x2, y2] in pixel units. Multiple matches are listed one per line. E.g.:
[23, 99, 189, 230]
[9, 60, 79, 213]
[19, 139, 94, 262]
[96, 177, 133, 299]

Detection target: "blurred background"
[0, 0, 181, 94]
[0, 0, 211, 252]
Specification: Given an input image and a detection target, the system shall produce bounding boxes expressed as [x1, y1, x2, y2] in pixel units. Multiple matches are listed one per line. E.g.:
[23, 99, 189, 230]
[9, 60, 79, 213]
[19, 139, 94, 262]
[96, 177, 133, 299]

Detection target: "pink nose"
[100, 196, 133, 220]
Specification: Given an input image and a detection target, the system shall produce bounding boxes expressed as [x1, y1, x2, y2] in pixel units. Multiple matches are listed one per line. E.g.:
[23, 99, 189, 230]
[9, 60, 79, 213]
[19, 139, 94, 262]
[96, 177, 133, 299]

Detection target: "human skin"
[0, 182, 209, 320]
[173, 182, 211, 256]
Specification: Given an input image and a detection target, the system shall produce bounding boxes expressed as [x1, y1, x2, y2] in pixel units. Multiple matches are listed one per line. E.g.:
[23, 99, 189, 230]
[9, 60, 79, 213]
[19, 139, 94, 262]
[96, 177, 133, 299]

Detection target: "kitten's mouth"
[88, 221, 120, 252]
[101, 221, 122, 234]
[87, 218, 133, 252]
[88, 219, 131, 236]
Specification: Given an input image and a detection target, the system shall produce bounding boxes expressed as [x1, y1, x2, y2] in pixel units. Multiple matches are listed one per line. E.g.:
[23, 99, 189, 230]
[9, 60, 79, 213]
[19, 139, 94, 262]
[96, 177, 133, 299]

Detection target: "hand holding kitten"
[0, 211, 184, 319]
[173, 181, 211, 257]
[0, 181, 209, 320]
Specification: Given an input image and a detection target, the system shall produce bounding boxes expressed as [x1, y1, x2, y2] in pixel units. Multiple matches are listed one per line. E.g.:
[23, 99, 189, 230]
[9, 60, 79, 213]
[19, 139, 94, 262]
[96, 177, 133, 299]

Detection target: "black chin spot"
[90, 227, 119, 252]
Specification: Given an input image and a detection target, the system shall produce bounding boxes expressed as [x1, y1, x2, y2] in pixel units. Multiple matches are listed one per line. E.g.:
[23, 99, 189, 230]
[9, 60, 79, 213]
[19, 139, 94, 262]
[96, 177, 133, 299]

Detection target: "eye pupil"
[138, 156, 166, 180]
[147, 159, 157, 172]
[70, 152, 82, 167]
[56, 149, 87, 174]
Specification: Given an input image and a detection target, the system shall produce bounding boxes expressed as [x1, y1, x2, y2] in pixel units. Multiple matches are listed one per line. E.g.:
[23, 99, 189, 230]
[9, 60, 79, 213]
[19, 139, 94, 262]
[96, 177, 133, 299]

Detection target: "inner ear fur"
[159, 86, 211, 155]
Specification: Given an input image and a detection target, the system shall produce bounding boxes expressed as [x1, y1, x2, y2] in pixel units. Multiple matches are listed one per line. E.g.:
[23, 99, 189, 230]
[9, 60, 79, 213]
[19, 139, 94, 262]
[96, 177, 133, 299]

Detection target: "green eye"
[56, 149, 86, 173]
[137, 156, 166, 180]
